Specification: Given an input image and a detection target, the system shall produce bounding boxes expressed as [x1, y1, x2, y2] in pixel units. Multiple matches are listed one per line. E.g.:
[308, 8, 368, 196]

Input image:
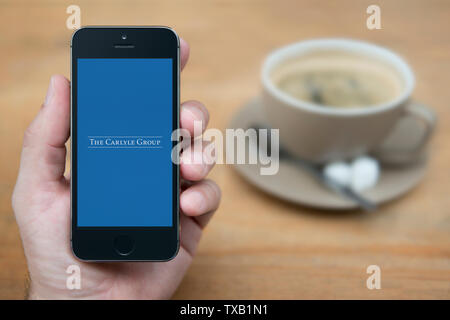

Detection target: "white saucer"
[229, 98, 429, 210]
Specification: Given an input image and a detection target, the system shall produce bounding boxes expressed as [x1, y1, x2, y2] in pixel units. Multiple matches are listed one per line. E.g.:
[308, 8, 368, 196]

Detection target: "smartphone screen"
[71, 27, 179, 261]
[77, 58, 173, 227]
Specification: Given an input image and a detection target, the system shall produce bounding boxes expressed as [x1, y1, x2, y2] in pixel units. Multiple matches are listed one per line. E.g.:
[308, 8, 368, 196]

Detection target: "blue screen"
[77, 58, 173, 227]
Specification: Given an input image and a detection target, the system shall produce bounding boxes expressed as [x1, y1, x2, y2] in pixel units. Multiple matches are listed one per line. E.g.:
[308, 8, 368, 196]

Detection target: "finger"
[179, 213, 202, 257]
[180, 179, 221, 228]
[180, 37, 190, 71]
[180, 141, 216, 181]
[19, 75, 70, 184]
[180, 100, 209, 137]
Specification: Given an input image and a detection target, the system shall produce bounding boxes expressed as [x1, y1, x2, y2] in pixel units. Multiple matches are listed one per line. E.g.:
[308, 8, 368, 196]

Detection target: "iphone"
[71, 27, 179, 261]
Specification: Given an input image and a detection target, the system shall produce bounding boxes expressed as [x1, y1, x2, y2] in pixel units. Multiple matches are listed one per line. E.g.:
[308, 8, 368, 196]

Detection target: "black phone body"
[71, 27, 180, 261]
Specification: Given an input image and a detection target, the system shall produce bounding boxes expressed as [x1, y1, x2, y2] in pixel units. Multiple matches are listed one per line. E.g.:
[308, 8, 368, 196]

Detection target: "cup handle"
[373, 101, 436, 165]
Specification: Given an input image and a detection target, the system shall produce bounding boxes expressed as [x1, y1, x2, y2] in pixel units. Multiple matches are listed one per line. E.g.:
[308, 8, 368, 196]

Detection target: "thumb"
[18, 75, 70, 185]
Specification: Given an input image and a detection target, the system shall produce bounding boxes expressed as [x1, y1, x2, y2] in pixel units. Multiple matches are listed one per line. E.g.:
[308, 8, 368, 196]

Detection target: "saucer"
[229, 98, 429, 210]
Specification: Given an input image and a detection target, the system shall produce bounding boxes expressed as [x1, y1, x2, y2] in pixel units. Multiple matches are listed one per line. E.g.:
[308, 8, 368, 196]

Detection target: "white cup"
[261, 38, 435, 164]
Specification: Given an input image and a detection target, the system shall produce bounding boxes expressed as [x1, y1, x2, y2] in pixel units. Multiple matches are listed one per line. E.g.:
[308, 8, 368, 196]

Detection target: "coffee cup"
[261, 38, 435, 164]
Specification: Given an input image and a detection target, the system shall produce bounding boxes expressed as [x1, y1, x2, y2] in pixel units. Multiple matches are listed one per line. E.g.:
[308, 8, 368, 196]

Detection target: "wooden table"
[1, 0, 449, 299]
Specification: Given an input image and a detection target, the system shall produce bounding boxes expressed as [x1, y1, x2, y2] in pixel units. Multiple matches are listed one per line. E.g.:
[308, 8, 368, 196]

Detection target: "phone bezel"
[70, 27, 180, 261]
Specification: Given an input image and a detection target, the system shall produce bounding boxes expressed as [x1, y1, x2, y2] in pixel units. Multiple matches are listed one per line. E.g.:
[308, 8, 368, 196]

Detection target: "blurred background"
[0, 0, 449, 299]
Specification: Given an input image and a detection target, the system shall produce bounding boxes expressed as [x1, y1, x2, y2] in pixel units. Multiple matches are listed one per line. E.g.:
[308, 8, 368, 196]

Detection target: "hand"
[12, 38, 221, 299]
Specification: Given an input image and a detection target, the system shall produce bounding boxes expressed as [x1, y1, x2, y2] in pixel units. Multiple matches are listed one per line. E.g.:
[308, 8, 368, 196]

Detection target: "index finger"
[180, 37, 190, 71]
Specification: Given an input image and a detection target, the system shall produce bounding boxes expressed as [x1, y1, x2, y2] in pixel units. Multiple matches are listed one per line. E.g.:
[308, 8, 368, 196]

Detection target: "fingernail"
[44, 76, 55, 106]
[188, 191, 206, 213]
[184, 105, 206, 131]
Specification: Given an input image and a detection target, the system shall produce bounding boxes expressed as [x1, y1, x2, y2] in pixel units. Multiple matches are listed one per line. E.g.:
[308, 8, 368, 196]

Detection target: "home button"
[113, 235, 135, 256]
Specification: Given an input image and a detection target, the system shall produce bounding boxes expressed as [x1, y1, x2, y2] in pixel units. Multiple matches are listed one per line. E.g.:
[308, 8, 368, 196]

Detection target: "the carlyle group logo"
[88, 136, 163, 149]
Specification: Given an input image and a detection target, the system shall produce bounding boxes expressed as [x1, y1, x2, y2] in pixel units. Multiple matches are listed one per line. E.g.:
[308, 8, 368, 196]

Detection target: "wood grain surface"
[0, 0, 449, 299]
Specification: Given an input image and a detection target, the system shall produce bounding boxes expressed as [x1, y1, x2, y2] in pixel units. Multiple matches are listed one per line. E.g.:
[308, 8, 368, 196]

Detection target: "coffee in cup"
[271, 50, 404, 108]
